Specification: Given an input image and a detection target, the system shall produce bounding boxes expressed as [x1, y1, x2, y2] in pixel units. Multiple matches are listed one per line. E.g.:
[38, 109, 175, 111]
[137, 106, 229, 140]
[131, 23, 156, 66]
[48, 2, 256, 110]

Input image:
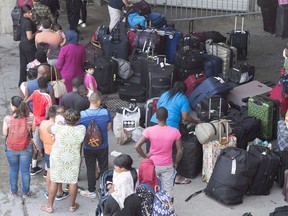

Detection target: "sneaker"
[43, 170, 47, 178]
[80, 23, 86, 28]
[11, 192, 18, 198]
[78, 19, 83, 25]
[22, 192, 33, 199]
[55, 191, 69, 201]
[30, 166, 43, 176]
[80, 190, 97, 199]
[43, 190, 49, 199]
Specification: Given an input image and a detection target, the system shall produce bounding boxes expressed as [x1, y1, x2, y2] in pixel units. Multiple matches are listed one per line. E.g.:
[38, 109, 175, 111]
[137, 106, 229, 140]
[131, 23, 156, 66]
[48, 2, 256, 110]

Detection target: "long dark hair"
[11, 96, 30, 118]
[167, 81, 187, 101]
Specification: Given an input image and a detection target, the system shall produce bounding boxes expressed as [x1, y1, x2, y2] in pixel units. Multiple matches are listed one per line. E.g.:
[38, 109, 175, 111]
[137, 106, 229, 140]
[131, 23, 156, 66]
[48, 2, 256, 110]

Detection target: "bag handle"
[50, 65, 59, 81]
[122, 106, 140, 116]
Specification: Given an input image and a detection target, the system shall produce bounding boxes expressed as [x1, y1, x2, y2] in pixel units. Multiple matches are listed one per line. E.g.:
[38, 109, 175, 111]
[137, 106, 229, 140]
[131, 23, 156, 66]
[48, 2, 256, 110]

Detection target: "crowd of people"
[3, 0, 202, 214]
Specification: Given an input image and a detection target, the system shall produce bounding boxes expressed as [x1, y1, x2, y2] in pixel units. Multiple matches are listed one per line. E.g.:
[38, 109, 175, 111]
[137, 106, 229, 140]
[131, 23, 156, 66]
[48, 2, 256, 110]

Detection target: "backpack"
[152, 188, 176, 216]
[11, 0, 28, 41]
[85, 111, 103, 147]
[136, 183, 155, 216]
[7, 115, 31, 150]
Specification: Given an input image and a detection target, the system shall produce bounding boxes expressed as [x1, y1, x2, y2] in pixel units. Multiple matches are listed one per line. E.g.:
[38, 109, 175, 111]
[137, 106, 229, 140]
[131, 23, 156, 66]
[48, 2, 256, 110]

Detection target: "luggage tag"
[231, 159, 236, 175]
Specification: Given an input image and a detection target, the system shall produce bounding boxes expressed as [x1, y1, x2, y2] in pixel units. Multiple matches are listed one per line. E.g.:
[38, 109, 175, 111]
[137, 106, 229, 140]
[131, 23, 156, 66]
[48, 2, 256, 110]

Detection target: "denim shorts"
[45, 154, 50, 168]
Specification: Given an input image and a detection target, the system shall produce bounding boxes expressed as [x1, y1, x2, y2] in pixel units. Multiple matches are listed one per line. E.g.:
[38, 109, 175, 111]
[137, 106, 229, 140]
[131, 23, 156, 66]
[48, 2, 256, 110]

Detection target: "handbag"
[50, 66, 67, 98]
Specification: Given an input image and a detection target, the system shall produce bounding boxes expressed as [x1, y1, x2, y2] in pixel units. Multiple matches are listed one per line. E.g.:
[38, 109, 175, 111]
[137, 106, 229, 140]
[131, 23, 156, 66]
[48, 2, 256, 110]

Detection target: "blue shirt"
[79, 108, 112, 150]
[150, 91, 190, 129]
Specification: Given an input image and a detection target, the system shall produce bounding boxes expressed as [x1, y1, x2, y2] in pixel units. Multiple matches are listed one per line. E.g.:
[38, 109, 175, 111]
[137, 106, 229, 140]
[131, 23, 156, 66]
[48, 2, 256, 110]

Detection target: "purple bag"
[132, 30, 160, 50]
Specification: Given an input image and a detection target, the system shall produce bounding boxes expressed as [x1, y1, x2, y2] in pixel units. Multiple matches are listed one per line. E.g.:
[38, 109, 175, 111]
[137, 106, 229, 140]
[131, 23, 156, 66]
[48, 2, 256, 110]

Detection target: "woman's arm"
[26, 31, 34, 40]
[181, 111, 201, 124]
[2, 118, 8, 137]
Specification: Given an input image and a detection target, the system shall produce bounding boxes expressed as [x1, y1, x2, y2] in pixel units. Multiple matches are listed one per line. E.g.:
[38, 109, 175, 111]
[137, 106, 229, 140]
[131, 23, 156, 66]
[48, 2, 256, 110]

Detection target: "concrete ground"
[0, 3, 288, 216]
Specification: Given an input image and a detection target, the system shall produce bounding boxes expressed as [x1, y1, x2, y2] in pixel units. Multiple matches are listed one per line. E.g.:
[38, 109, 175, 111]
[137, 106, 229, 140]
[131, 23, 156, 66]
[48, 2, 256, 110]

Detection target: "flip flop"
[69, 203, 80, 212]
[175, 178, 191, 185]
[40, 205, 54, 213]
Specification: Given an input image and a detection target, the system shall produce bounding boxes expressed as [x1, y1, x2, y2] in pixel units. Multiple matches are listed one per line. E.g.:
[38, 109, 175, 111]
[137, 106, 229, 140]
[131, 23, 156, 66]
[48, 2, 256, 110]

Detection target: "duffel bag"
[133, 30, 160, 50]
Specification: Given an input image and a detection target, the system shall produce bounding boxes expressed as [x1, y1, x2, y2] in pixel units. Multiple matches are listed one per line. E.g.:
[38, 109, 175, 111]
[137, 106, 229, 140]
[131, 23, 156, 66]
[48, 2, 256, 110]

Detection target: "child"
[52, 23, 66, 46]
[84, 65, 97, 92]
[19, 68, 37, 99]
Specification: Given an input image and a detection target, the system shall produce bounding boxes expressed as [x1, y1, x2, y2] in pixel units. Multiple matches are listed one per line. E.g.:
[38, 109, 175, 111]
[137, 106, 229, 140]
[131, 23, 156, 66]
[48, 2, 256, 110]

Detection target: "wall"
[0, 0, 14, 34]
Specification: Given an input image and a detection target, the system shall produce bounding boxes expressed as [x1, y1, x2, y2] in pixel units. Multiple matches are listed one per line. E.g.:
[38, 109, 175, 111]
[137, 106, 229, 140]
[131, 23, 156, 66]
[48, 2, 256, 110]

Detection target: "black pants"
[19, 42, 37, 87]
[84, 147, 108, 192]
[65, 0, 81, 31]
[80, 0, 87, 23]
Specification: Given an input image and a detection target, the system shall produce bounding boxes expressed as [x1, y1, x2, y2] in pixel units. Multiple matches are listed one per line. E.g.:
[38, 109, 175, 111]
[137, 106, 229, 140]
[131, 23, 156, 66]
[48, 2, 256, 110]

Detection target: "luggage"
[177, 35, 204, 52]
[163, 29, 183, 64]
[229, 16, 249, 60]
[188, 77, 232, 109]
[248, 96, 279, 141]
[269, 206, 288, 216]
[93, 25, 109, 42]
[132, 30, 160, 51]
[275, 151, 288, 187]
[176, 134, 203, 179]
[94, 56, 118, 94]
[227, 63, 255, 85]
[127, 13, 147, 28]
[184, 72, 206, 97]
[111, 57, 134, 80]
[275, 120, 288, 151]
[146, 13, 167, 29]
[205, 147, 259, 205]
[261, 7, 277, 34]
[227, 80, 272, 108]
[126, 0, 151, 16]
[276, 5, 288, 38]
[145, 97, 159, 128]
[127, 52, 149, 85]
[85, 41, 103, 64]
[246, 145, 280, 195]
[118, 84, 146, 103]
[203, 54, 223, 77]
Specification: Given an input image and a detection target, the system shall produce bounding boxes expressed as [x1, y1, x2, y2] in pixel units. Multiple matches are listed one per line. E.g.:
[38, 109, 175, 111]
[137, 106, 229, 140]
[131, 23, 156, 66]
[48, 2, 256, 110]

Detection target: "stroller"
[95, 169, 114, 216]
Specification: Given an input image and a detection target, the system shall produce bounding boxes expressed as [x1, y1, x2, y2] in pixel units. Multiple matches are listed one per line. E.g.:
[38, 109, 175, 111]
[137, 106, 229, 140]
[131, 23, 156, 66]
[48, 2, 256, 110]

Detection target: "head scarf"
[138, 158, 158, 189]
[65, 30, 79, 45]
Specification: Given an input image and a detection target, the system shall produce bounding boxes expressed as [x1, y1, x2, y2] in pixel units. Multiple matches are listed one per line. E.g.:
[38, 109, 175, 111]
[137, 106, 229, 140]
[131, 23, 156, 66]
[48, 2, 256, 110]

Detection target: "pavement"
[0, 2, 288, 216]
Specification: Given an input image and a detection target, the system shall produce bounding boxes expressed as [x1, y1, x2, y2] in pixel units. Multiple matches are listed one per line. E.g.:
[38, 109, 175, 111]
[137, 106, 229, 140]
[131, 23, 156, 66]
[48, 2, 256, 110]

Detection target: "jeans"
[6, 144, 33, 194]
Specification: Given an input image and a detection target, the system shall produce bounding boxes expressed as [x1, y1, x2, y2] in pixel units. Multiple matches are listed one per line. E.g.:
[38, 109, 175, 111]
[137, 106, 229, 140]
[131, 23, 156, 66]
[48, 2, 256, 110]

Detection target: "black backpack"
[11, 0, 28, 41]
[136, 183, 155, 216]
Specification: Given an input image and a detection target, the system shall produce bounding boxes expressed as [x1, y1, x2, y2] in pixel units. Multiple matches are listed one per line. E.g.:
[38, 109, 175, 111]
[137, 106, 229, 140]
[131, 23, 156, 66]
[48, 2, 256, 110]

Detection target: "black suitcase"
[176, 134, 203, 179]
[118, 84, 146, 103]
[205, 147, 259, 205]
[275, 5, 288, 38]
[247, 145, 280, 195]
[261, 7, 277, 34]
[127, 52, 149, 85]
[229, 15, 249, 60]
[94, 56, 118, 94]
[275, 151, 288, 187]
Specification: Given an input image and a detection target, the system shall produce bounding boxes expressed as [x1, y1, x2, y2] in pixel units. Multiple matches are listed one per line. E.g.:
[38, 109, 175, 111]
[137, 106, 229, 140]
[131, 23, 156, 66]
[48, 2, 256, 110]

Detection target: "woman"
[3, 96, 34, 198]
[104, 154, 141, 216]
[150, 81, 200, 184]
[19, 4, 37, 87]
[41, 109, 86, 213]
[56, 30, 86, 92]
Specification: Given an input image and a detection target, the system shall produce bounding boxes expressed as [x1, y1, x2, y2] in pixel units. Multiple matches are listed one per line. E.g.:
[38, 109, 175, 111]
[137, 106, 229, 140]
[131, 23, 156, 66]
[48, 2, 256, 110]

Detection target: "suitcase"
[118, 84, 146, 103]
[188, 77, 232, 109]
[94, 56, 118, 94]
[227, 63, 255, 85]
[85, 41, 103, 64]
[248, 96, 279, 141]
[229, 15, 249, 60]
[128, 52, 149, 85]
[276, 5, 288, 38]
[146, 12, 167, 29]
[275, 120, 288, 151]
[246, 145, 280, 195]
[184, 72, 206, 97]
[176, 134, 203, 179]
[269, 206, 288, 216]
[203, 54, 223, 77]
[177, 35, 205, 52]
[227, 80, 272, 108]
[261, 7, 277, 34]
[164, 29, 183, 64]
[145, 97, 159, 128]
[275, 151, 288, 187]
[205, 147, 259, 205]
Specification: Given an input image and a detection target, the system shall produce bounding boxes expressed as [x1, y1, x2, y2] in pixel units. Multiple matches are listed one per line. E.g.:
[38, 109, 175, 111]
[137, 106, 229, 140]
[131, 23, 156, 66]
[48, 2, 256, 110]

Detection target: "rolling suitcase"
[163, 29, 183, 64]
[276, 5, 288, 38]
[128, 52, 149, 85]
[94, 56, 118, 94]
[229, 15, 249, 60]
[205, 147, 259, 205]
[118, 84, 146, 103]
[188, 77, 232, 109]
[85, 41, 103, 64]
[275, 151, 288, 187]
[203, 54, 223, 77]
[247, 145, 280, 195]
[184, 72, 206, 97]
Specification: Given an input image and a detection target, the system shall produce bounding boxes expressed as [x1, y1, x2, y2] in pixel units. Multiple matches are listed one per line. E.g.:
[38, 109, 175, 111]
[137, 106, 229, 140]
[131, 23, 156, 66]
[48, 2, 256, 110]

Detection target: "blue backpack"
[152, 189, 176, 216]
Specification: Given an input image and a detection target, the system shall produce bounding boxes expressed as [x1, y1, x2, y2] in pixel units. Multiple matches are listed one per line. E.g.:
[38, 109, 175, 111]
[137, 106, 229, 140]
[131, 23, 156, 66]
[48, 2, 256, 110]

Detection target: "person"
[104, 154, 141, 216]
[61, 77, 90, 112]
[26, 48, 48, 70]
[51, 23, 66, 47]
[56, 30, 86, 92]
[108, 0, 133, 32]
[39, 105, 69, 200]
[40, 0, 60, 23]
[78, 0, 87, 28]
[150, 81, 200, 184]
[135, 107, 183, 201]
[19, 4, 37, 87]
[26, 77, 53, 176]
[65, 0, 81, 33]
[19, 67, 37, 99]
[138, 158, 158, 188]
[31, 0, 55, 28]
[41, 109, 86, 213]
[79, 91, 112, 199]
[3, 96, 34, 198]
[84, 65, 97, 92]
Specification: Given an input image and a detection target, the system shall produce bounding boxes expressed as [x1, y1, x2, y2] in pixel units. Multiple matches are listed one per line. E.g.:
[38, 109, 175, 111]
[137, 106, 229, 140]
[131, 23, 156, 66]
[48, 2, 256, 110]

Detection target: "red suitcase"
[270, 84, 288, 117]
[184, 72, 206, 97]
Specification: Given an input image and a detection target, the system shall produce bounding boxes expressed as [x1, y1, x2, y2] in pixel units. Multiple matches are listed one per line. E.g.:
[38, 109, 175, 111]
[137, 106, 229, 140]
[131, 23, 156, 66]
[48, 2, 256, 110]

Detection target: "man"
[31, 0, 55, 27]
[41, 0, 60, 23]
[61, 77, 90, 112]
[135, 107, 183, 201]
[65, 0, 81, 33]
[79, 91, 112, 198]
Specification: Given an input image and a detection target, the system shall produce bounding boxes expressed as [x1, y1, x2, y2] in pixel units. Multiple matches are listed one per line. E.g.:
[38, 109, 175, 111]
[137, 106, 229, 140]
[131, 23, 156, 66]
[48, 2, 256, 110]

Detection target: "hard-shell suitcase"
[229, 16, 249, 60]
[247, 145, 280, 195]
[205, 147, 259, 205]
[128, 52, 149, 85]
[94, 56, 118, 94]
[275, 120, 288, 151]
[164, 29, 183, 64]
[248, 96, 279, 141]
[188, 77, 232, 109]
[275, 151, 288, 187]
[176, 134, 203, 179]
[203, 54, 223, 77]
[118, 84, 146, 103]
[276, 5, 288, 38]
[184, 72, 206, 97]
[227, 80, 272, 108]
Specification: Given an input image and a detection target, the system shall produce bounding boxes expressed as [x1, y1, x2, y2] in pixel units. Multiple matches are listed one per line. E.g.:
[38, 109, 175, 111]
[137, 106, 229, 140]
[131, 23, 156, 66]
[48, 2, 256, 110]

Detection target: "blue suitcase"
[146, 12, 167, 29]
[188, 77, 232, 109]
[164, 30, 183, 64]
[203, 54, 223, 77]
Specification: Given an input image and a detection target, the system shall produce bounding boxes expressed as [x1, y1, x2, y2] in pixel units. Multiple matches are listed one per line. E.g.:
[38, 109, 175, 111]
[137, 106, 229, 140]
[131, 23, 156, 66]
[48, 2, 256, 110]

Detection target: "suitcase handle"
[188, 20, 194, 33]
[234, 15, 245, 33]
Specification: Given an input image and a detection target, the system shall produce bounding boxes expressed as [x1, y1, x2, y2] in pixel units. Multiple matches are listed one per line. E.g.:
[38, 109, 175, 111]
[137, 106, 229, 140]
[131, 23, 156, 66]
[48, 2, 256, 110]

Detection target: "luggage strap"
[185, 189, 204, 202]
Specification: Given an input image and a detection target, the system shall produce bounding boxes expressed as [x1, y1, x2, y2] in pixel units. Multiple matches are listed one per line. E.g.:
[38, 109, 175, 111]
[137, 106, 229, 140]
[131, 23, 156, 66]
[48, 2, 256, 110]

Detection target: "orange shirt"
[39, 120, 54, 154]
[35, 31, 63, 49]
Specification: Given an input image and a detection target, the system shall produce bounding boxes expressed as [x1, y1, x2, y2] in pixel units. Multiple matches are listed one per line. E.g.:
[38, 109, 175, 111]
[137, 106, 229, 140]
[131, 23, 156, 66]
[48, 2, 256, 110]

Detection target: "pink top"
[142, 125, 181, 166]
[84, 74, 97, 92]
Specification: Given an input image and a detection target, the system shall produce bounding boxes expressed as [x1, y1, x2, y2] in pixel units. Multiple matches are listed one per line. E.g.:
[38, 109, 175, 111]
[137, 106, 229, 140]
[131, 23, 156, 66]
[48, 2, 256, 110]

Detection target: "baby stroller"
[95, 169, 114, 216]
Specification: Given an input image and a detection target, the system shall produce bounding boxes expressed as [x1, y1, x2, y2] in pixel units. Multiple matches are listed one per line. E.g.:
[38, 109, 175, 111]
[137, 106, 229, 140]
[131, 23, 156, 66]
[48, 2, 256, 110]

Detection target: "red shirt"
[18, 0, 33, 6]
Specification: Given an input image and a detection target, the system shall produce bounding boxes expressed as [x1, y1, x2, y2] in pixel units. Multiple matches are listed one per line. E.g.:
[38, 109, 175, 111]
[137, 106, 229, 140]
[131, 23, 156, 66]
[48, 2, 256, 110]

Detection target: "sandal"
[69, 203, 80, 212]
[41, 205, 54, 213]
[175, 177, 191, 185]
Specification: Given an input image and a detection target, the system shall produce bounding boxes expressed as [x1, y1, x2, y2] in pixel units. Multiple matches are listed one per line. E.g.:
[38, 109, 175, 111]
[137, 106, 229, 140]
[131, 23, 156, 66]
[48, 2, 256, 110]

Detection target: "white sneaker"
[80, 190, 97, 199]
[80, 23, 86, 28]
[78, 19, 83, 25]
